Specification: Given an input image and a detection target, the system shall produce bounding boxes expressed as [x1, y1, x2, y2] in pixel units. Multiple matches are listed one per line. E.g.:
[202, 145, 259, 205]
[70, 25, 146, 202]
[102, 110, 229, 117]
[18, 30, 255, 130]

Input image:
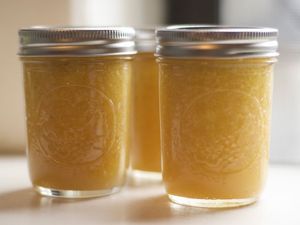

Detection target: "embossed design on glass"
[179, 90, 264, 174]
[30, 85, 115, 165]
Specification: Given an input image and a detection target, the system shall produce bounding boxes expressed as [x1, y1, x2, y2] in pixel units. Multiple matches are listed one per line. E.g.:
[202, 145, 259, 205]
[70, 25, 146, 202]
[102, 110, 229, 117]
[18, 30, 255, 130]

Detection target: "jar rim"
[18, 26, 137, 56]
[155, 25, 279, 58]
[135, 28, 156, 53]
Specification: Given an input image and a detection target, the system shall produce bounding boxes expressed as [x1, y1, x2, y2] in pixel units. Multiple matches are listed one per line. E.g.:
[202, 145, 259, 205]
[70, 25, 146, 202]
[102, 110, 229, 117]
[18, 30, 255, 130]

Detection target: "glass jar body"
[22, 56, 132, 198]
[158, 57, 275, 207]
[131, 52, 161, 178]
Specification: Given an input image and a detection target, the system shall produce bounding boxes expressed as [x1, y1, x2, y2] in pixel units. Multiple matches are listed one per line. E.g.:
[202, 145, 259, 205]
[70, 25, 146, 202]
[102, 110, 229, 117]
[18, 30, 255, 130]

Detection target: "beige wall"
[70, 0, 166, 26]
[0, 0, 71, 153]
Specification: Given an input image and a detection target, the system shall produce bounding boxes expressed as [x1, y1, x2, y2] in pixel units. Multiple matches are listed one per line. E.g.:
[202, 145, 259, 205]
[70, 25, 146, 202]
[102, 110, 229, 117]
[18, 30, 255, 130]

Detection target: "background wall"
[70, 0, 166, 27]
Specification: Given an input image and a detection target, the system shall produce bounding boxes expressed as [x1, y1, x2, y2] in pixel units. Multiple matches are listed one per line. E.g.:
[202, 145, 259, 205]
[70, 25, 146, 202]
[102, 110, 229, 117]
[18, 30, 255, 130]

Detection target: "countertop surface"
[0, 155, 299, 225]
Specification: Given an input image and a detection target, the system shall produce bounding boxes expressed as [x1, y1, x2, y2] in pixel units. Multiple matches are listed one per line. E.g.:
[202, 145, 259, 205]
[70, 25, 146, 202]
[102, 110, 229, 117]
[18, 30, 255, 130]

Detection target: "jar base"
[34, 185, 121, 199]
[168, 194, 257, 208]
[131, 169, 162, 180]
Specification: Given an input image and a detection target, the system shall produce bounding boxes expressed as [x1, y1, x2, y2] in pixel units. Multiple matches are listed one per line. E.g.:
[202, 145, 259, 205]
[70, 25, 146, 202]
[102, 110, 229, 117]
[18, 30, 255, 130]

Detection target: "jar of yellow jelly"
[18, 27, 136, 198]
[131, 29, 161, 179]
[156, 25, 278, 208]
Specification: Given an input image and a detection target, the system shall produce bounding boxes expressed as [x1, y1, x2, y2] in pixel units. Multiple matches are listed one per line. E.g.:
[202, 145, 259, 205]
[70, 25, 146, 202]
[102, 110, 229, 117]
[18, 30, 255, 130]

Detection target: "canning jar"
[131, 29, 161, 179]
[19, 27, 136, 198]
[156, 25, 278, 208]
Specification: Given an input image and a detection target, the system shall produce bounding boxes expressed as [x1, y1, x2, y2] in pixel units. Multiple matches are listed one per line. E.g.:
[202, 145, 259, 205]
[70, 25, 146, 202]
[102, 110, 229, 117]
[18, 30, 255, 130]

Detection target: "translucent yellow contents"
[22, 57, 131, 191]
[131, 52, 161, 172]
[159, 58, 274, 200]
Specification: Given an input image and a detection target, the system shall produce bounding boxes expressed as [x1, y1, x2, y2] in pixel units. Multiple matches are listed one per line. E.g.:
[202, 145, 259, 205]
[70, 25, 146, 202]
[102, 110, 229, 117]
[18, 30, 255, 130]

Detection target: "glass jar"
[18, 27, 136, 198]
[156, 25, 278, 208]
[130, 29, 161, 179]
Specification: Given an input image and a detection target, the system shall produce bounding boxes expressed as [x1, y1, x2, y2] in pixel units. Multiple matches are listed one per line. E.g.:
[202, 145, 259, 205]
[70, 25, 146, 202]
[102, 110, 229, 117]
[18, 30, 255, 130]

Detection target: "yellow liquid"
[159, 58, 274, 200]
[22, 56, 131, 191]
[131, 52, 161, 172]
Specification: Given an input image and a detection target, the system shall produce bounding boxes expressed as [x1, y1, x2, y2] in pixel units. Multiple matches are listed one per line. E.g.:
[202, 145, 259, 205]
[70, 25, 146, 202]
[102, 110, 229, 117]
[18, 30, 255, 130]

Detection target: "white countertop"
[0, 155, 299, 225]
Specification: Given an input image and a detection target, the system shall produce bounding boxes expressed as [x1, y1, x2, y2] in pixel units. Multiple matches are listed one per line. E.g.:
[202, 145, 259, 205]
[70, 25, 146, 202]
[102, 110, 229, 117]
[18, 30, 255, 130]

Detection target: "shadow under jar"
[18, 27, 136, 198]
[131, 29, 161, 179]
[156, 25, 278, 208]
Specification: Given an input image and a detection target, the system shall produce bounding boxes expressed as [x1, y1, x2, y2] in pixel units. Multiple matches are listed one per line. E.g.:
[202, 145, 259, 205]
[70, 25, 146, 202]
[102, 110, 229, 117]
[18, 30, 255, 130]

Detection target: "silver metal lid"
[19, 26, 136, 56]
[156, 25, 279, 58]
[135, 28, 155, 52]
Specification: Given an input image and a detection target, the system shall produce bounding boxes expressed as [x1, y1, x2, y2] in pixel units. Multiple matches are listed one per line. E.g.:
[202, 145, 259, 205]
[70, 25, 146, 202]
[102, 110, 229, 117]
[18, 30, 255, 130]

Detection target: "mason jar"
[131, 29, 161, 179]
[156, 25, 278, 208]
[19, 27, 136, 198]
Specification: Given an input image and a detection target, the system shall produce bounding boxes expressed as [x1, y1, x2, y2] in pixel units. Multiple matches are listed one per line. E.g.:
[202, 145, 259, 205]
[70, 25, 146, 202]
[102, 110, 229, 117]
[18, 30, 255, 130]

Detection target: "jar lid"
[156, 25, 279, 58]
[135, 28, 155, 52]
[18, 26, 136, 56]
